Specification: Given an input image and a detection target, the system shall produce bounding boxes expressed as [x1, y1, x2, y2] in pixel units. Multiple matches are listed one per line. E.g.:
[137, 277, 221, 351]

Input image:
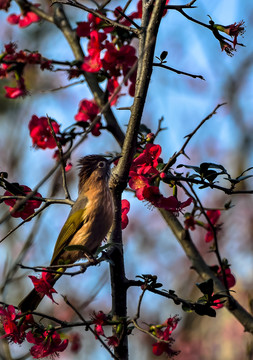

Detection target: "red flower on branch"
[4, 77, 27, 99]
[121, 199, 130, 229]
[0, 0, 11, 10]
[26, 330, 68, 358]
[29, 115, 61, 149]
[7, 5, 40, 28]
[217, 267, 236, 289]
[0, 305, 25, 344]
[92, 311, 108, 337]
[4, 185, 42, 220]
[151, 316, 180, 357]
[204, 210, 221, 242]
[75, 99, 101, 136]
[29, 271, 58, 304]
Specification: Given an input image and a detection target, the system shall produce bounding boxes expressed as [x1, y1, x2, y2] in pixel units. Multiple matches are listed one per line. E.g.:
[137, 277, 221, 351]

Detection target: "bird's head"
[78, 155, 119, 191]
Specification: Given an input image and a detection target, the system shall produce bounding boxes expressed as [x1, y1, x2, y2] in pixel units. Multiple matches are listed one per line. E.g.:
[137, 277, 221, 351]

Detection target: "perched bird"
[19, 155, 117, 312]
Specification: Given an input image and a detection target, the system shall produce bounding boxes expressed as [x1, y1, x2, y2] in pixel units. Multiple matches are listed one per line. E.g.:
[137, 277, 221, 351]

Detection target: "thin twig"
[47, 115, 71, 200]
[153, 62, 205, 80]
[163, 103, 226, 172]
[64, 297, 119, 360]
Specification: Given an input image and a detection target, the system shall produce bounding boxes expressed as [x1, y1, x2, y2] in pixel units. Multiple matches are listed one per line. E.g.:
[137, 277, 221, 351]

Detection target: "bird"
[18, 154, 117, 313]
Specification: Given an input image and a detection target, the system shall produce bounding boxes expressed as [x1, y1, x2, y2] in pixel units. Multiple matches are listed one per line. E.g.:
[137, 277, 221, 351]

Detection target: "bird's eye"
[98, 161, 106, 168]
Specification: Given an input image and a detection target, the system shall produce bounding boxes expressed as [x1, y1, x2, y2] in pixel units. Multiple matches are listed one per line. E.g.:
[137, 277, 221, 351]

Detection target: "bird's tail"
[18, 288, 44, 313]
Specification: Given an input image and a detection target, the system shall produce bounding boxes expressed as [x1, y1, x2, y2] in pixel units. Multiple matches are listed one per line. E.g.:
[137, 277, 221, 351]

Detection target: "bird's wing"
[50, 208, 86, 265]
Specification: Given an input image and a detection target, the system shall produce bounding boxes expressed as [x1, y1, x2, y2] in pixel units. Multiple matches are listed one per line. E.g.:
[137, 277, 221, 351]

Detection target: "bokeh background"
[1, 0, 253, 359]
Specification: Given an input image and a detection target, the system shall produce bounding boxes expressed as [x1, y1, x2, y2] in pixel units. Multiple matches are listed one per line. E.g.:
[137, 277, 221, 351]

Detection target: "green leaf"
[196, 279, 214, 296]
[194, 304, 216, 317]
[182, 303, 193, 312]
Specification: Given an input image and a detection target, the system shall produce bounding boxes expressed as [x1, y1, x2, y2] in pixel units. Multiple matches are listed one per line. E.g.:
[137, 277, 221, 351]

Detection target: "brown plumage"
[19, 155, 115, 312]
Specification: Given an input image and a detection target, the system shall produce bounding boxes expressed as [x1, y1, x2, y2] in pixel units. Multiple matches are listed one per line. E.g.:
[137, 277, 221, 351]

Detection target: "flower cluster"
[184, 209, 221, 243]
[0, 43, 52, 98]
[76, 9, 138, 101]
[4, 184, 42, 220]
[26, 330, 68, 358]
[150, 316, 180, 357]
[0, 305, 68, 358]
[129, 139, 192, 213]
[121, 199, 130, 229]
[7, 4, 40, 28]
[92, 311, 119, 348]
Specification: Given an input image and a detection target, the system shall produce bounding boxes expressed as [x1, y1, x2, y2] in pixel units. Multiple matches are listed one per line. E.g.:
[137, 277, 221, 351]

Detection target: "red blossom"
[217, 267, 236, 289]
[7, 5, 40, 28]
[204, 210, 221, 242]
[29, 271, 58, 304]
[29, 115, 61, 149]
[151, 315, 180, 357]
[76, 21, 90, 37]
[0, 0, 11, 10]
[26, 330, 68, 358]
[75, 99, 102, 136]
[107, 77, 121, 105]
[184, 214, 197, 230]
[121, 199, 130, 229]
[107, 335, 119, 348]
[0, 305, 25, 344]
[4, 185, 42, 220]
[4, 77, 27, 99]
[75, 99, 99, 122]
[81, 52, 102, 73]
[92, 311, 108, 338]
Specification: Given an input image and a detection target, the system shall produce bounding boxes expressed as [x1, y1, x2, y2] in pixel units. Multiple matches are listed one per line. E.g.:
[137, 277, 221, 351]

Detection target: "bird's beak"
[109, 155, 122, 165]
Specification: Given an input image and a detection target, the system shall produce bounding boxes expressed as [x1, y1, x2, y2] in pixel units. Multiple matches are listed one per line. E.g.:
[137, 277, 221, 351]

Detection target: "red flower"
[107, 335, 119, 348]
[216, 21, 245, 48]
[76, 21, 90, 37]
[26, 330, 68, 358]
[92, 311, 107, 338]
[4, 77, 27, 99]
[29, 271, 58, 304]
[151, 316, 180, 357]
[121, 199, 130, 229]
[204, 210, 221, 242]
[184, 214, 197, 230]
[0, 305, 25, 344]
[0, 0, 11, 10]
[75, 99, 99, 122]
[217, 267, 236, 289]
[4, 185, 42, 220]
[29, 115, 61, 149]
[7, 5, 40, 28]
[211, 297, 224, 310]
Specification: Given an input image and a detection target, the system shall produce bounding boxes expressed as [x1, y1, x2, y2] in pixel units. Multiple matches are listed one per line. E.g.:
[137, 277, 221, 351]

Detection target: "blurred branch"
[159, 209, 253, 334]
